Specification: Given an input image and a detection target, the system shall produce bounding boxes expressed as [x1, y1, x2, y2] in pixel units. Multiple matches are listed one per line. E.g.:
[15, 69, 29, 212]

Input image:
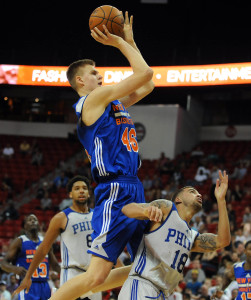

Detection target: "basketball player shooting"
[46, 11, 155, 300]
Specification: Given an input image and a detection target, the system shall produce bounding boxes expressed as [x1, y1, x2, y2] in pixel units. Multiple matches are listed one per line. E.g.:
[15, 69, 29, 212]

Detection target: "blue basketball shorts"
[88, 175, 148, 264]
[18, 281, 51, 300]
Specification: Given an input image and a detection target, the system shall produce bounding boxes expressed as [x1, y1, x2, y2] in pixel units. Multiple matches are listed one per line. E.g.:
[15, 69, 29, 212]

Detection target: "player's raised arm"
[90, 25, 153, 97]
[191, 171, 231, 252]
[119, 11, 155, 108]
[91, 25, 152, 77]
[81, 25, 153, 125]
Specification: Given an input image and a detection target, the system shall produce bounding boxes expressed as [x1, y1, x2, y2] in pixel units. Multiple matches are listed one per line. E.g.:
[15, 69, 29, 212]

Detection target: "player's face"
[180, 187, 202, 212]
[24, 214, 39, 232]
[70, 181, 90, 205]
[81, 65, 102, 91]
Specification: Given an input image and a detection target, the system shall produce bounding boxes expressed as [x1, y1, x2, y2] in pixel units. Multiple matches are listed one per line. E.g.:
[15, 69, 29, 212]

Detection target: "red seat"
[4, 231, 16, 239]
[3, 219, 15, 226]
[206, 223, 218, 233]
[0, 229, 6, 238]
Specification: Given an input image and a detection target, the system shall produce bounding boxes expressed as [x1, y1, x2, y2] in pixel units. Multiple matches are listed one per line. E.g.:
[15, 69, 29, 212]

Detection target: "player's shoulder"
[49, 211, 67, 228]
[54, 210, 67, 219]
[18, 234, 29, 242]
[60, 207, 72, 216]
[10, 235, 26, 247]
[61, 208, 93, 219]
[234, 261, 244, 269]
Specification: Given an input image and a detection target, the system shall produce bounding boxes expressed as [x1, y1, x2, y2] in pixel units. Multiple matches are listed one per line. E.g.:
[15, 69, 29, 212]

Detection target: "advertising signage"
[1, 63, 251, 87]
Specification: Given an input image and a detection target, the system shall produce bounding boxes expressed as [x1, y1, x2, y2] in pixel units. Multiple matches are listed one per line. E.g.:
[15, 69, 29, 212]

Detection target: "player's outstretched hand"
[13, 277, 32, 297]
[91, 25, 122, 47]
[214, 170, 228, 202]
[145, 206, 163, 222]
[123, 11, 134, 44]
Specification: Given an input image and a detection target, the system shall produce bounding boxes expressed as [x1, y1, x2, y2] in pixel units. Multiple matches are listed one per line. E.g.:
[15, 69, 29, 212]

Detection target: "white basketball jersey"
[129, 203, 199, 297]
[60, 208, 93, 269]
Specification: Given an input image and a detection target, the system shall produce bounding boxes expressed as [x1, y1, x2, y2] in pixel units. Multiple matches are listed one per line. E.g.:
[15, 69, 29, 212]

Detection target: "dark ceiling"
[2, 0, 251, 66]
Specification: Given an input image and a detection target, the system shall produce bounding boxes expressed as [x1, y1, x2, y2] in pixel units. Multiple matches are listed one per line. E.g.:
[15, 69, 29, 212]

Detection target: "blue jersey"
[16, 235, 49, 282]
[234, 261, 251, 300]
[73, 96, 140, 183]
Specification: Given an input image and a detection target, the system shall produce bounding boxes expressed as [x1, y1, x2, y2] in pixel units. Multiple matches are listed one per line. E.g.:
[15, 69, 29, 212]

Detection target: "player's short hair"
[245, 240, 251, 249]
[66, 175, 90, 193]
[171, 186, 194, 204]
[66, 59, 95, 91]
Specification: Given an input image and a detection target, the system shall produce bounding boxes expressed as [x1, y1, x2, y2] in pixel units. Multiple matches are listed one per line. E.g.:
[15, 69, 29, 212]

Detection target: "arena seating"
[0, 139, 250, 256]
[0, 134, 80, 198]
[0, 134, 80, 242]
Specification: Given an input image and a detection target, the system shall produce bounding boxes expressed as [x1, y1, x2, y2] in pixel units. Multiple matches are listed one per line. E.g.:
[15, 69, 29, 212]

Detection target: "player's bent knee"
[88, 272, 108, 288]
[86, 267, 111, 288]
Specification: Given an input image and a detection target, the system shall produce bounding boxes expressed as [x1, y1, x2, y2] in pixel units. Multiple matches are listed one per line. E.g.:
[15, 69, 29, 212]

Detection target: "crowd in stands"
[0, 138, 251, 299]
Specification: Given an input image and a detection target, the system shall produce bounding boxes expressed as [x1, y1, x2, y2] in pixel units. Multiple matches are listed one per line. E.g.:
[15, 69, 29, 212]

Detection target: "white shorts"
[60, 268, 102, 300]
[118, 276, 166, 300]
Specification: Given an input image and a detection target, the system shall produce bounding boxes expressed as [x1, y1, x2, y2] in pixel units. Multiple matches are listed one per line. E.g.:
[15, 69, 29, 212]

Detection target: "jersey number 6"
[121, 127, 138, 152]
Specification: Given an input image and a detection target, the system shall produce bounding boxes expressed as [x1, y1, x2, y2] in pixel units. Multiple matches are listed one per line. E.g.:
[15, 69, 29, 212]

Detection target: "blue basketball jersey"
[73, 96, 140, 183]
[16, 235, 49, 282]
[234, 261, 251, 300]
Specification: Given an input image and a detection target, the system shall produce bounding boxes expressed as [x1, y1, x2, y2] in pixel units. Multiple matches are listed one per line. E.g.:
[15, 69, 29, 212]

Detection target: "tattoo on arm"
[150, 199, 172, 209]
[196, 233, 217, 251]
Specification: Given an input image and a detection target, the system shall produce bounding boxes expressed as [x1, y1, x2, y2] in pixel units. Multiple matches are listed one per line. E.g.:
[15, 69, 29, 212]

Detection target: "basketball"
[89, 5, 124, 37]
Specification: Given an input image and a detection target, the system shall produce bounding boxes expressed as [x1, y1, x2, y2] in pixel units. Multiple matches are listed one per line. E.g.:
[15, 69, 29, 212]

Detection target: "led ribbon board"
[1, 63, 251, 87]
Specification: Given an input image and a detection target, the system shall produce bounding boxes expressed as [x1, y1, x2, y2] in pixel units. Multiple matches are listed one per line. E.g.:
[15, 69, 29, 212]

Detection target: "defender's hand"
[144, 206, 163, 222]
[214, 170, 228, 202]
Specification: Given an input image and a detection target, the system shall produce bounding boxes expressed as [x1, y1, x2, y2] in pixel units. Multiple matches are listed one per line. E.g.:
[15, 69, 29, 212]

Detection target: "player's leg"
[88, 265, 131, 296]
[61, 267, 102, 300]
[90, 179, 146, 263]
[49, 255, 114, 300]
